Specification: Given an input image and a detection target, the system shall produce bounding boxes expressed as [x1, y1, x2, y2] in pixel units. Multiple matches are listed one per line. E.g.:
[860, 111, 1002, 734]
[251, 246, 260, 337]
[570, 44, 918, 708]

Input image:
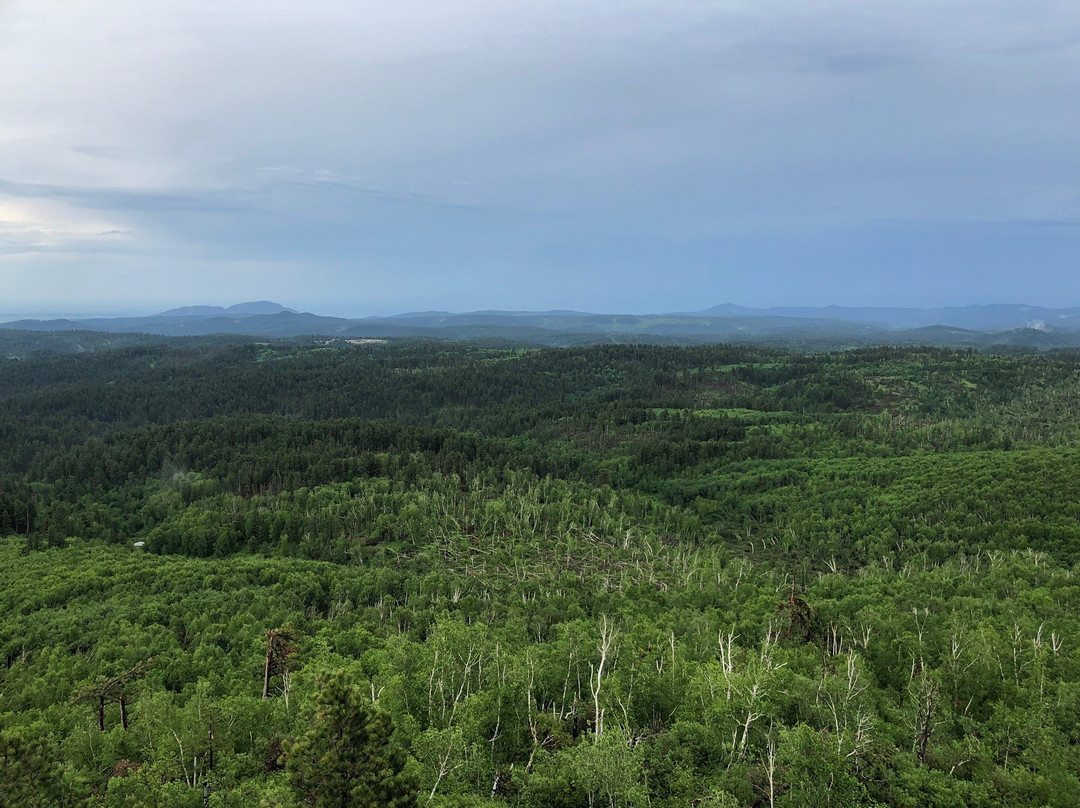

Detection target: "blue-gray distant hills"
[4, 301, 1080, 348]
[695, 303, 1080, 332]
[157, 301, 299, 317]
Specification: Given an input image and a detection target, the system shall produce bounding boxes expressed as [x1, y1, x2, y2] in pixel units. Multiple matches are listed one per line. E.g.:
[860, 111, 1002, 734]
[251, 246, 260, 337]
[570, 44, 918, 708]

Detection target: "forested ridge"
[2, 337, 1080, 806]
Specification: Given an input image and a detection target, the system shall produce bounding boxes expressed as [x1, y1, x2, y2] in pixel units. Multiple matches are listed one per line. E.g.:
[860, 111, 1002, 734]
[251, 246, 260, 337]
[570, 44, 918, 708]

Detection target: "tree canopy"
[286, 671, 416, 808]
[2, 336, 1080, 806]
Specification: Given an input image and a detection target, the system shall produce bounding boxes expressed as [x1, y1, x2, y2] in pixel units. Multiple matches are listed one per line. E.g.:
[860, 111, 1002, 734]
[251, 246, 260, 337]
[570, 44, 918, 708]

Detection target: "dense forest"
[2, 333, 1080, 806]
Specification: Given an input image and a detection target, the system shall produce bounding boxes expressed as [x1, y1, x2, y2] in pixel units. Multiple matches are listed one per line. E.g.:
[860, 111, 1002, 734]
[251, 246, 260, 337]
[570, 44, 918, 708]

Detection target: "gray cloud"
[0, 178, 258, 213]
[1, 0, 1079, 311]
[69, 145, 126, 160]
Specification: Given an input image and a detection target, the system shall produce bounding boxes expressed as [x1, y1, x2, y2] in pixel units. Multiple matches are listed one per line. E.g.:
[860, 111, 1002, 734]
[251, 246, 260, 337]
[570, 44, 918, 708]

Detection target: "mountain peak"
[157, 301, 297, 317]
[225, 301, 297, 315]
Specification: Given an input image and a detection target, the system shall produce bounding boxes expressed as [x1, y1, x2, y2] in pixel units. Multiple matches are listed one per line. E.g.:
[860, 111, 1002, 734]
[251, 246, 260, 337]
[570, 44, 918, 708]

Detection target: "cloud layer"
[2, 0, 1079, 313]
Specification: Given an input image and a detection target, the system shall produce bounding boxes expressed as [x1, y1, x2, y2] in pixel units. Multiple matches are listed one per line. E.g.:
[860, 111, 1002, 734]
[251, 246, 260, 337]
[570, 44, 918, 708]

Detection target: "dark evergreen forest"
[2, 334, 1079, 807]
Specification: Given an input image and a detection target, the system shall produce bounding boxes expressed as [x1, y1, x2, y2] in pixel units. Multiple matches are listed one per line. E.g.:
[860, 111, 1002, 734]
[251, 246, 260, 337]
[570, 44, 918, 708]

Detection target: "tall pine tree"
[0, 730, 64, 808]
[286, 671, 416, 808]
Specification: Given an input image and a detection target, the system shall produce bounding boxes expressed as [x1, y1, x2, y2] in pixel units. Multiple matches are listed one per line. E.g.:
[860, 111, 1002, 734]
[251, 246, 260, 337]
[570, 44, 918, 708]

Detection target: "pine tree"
[0, 730, 64, 808]
[286, 671, 416, 808]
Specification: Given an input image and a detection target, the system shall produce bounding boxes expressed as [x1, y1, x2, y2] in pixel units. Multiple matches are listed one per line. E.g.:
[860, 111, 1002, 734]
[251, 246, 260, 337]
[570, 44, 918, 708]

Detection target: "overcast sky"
[1, 0, 1079, 315]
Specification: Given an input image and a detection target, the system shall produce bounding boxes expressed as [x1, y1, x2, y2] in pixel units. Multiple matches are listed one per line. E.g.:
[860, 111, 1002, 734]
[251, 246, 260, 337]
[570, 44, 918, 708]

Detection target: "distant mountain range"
[4, 301, 1080, 349]
[694, 303, 1080, 331]
[157, 301, 299, 317]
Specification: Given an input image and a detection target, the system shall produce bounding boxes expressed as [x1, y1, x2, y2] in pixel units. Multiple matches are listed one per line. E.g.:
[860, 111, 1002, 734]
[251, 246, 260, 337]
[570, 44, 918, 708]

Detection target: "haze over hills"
[157, 301, 299, 317]
[4, 301, 1080, 348]
[695, 303, 1080, 331]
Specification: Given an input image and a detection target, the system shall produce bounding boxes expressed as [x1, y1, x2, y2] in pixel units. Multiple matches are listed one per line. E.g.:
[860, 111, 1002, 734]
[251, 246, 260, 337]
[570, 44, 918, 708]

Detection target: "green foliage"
[286, 671, 416, 808]
[4, 337, 1080, 806]
[0, 729, 65, 808]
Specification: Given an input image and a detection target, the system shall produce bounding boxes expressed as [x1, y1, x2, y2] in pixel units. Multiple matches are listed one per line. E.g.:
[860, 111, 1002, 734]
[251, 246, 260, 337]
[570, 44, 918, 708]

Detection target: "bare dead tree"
[762, 726, 778, 808]
[910, 674, 941, 766]
[591, 615, 618, 742]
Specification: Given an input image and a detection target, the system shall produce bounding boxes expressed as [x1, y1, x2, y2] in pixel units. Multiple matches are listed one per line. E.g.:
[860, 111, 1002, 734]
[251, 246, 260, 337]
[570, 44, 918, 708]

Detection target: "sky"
[1, 0, 1079, 316]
